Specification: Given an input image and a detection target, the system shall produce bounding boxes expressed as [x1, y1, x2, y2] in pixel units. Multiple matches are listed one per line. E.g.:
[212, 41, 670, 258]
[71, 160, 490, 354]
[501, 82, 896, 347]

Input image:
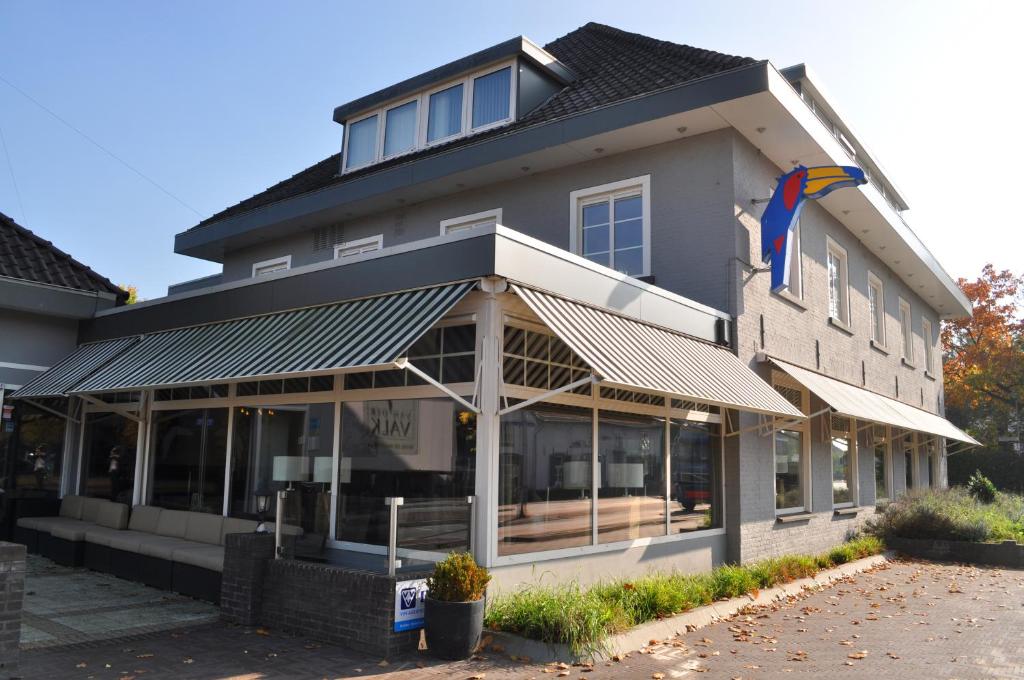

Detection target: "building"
[8, 23, 975, 589]
[0, 211, 124, 529]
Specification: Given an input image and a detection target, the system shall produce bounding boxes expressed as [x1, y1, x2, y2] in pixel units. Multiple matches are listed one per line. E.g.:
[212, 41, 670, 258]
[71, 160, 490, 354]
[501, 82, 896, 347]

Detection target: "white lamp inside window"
[273, 456, 310, 491]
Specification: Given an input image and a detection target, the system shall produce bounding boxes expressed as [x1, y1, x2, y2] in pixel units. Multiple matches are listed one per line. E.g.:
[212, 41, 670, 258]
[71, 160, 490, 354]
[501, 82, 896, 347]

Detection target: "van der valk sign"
[394, 578, 428, 632]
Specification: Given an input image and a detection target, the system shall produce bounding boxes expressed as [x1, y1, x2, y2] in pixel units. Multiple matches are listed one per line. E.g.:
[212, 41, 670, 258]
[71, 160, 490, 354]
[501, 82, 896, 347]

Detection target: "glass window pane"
[585, 252, 610, 267]
[670, 420, 721, 533]
[345, 115, 378, 169]
[337, 399, 476, 546]
[613, 247, 644, 276]
[503, 326, 525, 356]
[582, 224, 609, 257]
[471, 67, 511, 129]
[905, 449, 913, 489]
[408, 329, 441, 358]
[774, 429, 803, 510]
[614, 218, 643, 250]
[441, 354, 475, 383]
[614, 195, 642, 221]
[498, 404, 593, 556]
[874, 445, 887, 500]
[81, 412, 138, 503]
[582, 202, 609, 228]
[427, 84, 463, 142]
[442, 324, 476, 354]
[8, 400, 66, 498]
[383, 101, 417, 157]
[598, 411, 666, 543]
[831, 436, 853, 504]
[150, 408, 228, 513]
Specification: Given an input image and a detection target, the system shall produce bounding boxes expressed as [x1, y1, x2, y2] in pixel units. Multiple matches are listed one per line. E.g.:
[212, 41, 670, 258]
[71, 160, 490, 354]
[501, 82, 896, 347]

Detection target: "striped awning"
[768, 357, 978, 446]
[511, 284, 803, 418]
[66, 281, 475, 393]
[11, 336, 140, 399]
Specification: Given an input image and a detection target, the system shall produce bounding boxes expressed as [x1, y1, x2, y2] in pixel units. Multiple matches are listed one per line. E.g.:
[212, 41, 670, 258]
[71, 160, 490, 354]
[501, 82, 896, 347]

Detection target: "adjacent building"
[8, 23, 975, 586]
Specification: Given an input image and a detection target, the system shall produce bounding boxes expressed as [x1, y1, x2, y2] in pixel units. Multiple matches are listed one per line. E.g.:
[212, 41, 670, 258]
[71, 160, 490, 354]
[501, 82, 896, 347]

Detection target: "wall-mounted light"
[254, 489, 272, 534]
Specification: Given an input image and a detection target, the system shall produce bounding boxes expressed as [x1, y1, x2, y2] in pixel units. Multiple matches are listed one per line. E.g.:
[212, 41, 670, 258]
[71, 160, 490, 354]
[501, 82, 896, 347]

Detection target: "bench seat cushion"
[18, 517, 90, 533]
[184, 513, 224, 546]
[105, 530, 155, 554]
[129, 506, 162, 533]
[50, 524, 93, 542]
[135, 535, 199, 561]
[171, 545, 224, 572]
[84, 526, 131, 547]
[95, 502, 129, 530]
[59, 495, 85, 519]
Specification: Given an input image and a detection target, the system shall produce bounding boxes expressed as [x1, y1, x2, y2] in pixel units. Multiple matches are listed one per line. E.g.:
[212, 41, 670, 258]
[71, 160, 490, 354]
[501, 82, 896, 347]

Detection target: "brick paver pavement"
[18, 559, 1024, 679]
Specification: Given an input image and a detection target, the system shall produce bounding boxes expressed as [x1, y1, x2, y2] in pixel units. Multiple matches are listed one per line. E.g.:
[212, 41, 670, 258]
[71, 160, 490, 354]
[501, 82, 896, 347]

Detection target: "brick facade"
[0, 542, 26, 680]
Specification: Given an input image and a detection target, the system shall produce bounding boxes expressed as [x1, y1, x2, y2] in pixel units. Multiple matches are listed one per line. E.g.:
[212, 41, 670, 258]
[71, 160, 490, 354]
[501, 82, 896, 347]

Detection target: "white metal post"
[132, 391, 150, 507]
[474, 278, 505, 567]
[329, 391, 342, 541]
[222, 404, 235, 516]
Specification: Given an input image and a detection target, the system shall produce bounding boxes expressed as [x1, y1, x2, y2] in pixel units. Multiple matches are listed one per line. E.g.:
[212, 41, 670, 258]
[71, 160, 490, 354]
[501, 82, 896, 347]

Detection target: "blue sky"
[0, 1, 1020, 299]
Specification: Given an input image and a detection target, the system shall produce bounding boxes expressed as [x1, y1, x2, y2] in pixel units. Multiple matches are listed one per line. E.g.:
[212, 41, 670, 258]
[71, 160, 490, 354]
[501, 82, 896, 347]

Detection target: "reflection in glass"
[831, 436, 853, 505]
[5, 400, 66, 498]
[874, 443, 888, 501]
[670, 420, 721, 533]
[82, 412, 138, 503]
[597, 410, 665, 543]
[345, 115, 379, 169]
[498, 404, 592, 556]
[337, 399, 475, 550]
[774, 429, 803, 510]
[149, 408, 228, 513]
[471, 67, 511, 129]
[427, 84, 463, 142]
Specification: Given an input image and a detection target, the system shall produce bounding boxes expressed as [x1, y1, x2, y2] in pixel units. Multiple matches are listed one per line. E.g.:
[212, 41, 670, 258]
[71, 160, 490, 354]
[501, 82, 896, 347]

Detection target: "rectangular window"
[252, 256, 290, 277]
[902, 431, 915, 492]
[471, 66, 512, 130]
[149, 408, 229, 513]
[826, 237, 849, 324]
[383, 100, 418, 158]
[570, 176, 650, 278]
[868, 272, 885, 345]
[597, 410, 666, 543]
[922, 317, 934, 373]
[344, 114, 379, 170]
[81, 412, 138, 503]
[774, 429, 804, 511]
[899, 298, 913, 362]
[427, 83, 464, 143]
[873, 426, 889, 502]
[498, 403, 593, 556]
[440, 208, 502, 235]
[334, 235, 382, 259]
[670, 420, 721, 533]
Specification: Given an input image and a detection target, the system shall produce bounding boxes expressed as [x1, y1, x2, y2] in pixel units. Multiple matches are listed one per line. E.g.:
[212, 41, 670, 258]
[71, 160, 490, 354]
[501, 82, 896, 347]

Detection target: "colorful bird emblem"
[761, 165, 867, 292]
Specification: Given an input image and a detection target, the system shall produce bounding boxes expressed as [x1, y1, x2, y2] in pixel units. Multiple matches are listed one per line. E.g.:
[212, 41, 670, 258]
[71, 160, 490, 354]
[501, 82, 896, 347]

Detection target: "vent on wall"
[313, 224, 346, 252]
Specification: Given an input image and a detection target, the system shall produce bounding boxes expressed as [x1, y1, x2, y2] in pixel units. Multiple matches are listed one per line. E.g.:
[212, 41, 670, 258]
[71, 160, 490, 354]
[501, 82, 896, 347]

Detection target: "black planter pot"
[423, 596, 485, 660]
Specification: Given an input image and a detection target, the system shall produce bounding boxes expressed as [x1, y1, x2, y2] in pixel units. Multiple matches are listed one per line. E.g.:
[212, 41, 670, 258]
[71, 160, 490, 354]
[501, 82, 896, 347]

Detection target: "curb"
[488, 551, 892, 663]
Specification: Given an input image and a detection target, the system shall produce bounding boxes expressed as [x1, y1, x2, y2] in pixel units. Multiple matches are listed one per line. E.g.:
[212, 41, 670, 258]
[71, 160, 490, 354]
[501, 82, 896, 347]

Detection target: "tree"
[119, 284, 139, 305]
[942, 265, 1024, 449]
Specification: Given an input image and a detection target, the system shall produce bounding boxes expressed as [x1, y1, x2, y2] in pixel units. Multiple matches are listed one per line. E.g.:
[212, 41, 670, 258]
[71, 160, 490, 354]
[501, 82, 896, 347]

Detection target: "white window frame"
[771, 376, 812, 515]
[334, 234, 383, 259]
[341, 59, 517, 173]
[921, 316, 934, 374]
[440, 208, 503, 235]
[830, 416, 858, 509]
[251, 255, 291, 278]
[868, 271, 886, 346]
[826, 236, 850, 327]
[899, 297, 914, 364]
[568, 175, 652, 278]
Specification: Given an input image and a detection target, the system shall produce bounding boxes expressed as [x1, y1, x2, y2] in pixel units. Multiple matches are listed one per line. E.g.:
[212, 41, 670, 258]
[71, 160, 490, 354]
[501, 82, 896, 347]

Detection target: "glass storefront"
[874, 444, 888, 501]
[831, 436, 853, 505]
[4, 400, 66, 498]
[81, 412, 138, 503]
[149, 408, 228, 513]
[597, 410, 665, 543]
[774, 429, 803, 510]
[670, 420, 721, 533]
[336, 398, 476, 549]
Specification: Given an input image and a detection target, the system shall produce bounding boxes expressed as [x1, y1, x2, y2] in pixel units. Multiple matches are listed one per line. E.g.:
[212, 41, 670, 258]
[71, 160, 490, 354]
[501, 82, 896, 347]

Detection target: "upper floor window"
[252, 255, 291, 277]
[440, 209, 502, 235]
[334, 235, 383, 259]
[826, 237, 849, 325]
[868, 272, 885, 345]
[569, 175, 651, 278]
[899, 297, 913, 362]
[922, 317, 934, 374]
[343, 62, 516, 172]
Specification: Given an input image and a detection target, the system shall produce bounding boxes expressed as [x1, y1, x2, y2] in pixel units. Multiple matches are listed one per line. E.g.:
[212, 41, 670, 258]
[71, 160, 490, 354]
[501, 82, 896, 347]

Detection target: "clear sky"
[0, 1, 1020, 299]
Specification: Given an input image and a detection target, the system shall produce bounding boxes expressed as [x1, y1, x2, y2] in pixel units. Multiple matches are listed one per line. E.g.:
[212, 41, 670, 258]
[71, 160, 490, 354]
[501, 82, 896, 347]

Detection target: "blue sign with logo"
[394, 578, 428, 632]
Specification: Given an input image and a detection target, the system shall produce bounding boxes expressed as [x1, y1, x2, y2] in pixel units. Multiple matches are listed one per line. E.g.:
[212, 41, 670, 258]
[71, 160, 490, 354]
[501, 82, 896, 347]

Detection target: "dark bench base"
[39, 533, 85, 567]
[13, 526, 40, 554]
[84, 542, 111, 573]
[172, 562, 222, 605]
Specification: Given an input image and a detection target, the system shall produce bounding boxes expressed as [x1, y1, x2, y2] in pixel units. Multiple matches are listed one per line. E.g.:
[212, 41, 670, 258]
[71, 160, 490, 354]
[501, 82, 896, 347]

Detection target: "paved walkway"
[18, 558, 1024, 679]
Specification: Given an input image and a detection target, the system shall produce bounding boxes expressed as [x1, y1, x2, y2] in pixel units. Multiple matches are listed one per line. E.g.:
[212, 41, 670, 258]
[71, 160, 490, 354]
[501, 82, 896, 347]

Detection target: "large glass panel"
[597, 410, 665, 543]
[905, 449, 914, 490]
[471, 66, 511, 129]
[669, 420, 721, 533]
[498, 403, 592, 556]
[612, 194, 643, 276]
[774, 429, 803, 510]
[581, 201, 610, 267]
[831, 436, 853, 505]
[345, 114, 378, 169]
[427, 84, 463, 142]
[874, 443, 888, 501]
[5, 400, 65, 498]
[149, 408, 228, 513]
[81, 412, 138, 503]
[337, 399, 476, 547]
[384, 100, 417, 157]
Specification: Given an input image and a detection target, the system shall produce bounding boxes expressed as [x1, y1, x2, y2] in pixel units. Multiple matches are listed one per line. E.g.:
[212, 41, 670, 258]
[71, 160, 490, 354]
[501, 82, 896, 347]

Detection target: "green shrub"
[427, 551, 491, 602]
[866, 488, 1024, 543]
[710, 564, 758, 599]
[968, 470, 998, 504]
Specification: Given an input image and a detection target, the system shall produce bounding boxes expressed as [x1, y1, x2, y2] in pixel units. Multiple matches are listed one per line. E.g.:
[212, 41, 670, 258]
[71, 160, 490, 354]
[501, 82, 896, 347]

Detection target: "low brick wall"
[887, 536, 1024, 568]
[222, 535, 431, 658]
[0, 542, 26, 680]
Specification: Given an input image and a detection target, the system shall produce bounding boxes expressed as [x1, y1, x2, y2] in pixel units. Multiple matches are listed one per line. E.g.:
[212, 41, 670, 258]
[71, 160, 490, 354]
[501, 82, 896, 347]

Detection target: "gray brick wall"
[221, 532, 276, 626]
[0, 542, 26, 680]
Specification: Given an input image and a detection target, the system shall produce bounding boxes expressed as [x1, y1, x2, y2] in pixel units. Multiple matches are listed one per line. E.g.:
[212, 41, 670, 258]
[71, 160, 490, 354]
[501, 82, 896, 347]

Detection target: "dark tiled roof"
[190, 22, 755, 231]
[0, 210, 126, 298]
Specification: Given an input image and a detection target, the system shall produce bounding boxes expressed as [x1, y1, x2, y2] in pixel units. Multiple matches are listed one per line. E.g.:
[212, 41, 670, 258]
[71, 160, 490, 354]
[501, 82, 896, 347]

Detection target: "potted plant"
[424, 551, 491, 660]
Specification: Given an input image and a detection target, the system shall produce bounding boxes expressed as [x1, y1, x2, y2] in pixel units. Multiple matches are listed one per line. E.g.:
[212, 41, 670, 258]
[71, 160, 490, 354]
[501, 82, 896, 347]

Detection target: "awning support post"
[394, 359, 480, 414]
[725, 406, 832, 438]
[77, 394, 144, 424]
[497, 375, 600, 416]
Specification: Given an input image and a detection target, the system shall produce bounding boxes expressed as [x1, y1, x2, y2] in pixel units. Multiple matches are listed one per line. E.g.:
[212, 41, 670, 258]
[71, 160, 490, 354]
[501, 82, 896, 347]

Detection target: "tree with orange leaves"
[942, 265, 1024, 449]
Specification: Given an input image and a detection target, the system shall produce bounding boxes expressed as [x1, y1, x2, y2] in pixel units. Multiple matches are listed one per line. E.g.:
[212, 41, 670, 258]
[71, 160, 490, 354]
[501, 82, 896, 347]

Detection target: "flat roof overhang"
[0, 276, 121, 319]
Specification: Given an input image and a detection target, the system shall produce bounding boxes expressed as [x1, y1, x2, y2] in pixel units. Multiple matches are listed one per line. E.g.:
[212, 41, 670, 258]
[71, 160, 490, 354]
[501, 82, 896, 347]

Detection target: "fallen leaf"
[255, 627, 270, 636]
[848, 651, 868, 660]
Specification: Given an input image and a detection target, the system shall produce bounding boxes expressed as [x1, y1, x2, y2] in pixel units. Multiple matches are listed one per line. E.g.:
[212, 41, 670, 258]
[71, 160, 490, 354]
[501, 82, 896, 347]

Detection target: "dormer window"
[342, 61, 517, 172]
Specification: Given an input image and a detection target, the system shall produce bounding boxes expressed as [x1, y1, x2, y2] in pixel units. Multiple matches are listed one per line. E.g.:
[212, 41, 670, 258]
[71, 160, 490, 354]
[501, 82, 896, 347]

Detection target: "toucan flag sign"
[761, 165, 867, 292]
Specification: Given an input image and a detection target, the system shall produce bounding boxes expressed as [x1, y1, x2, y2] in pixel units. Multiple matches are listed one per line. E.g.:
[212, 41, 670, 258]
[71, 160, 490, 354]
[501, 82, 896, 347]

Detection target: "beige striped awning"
[511, 284, 802, 418]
